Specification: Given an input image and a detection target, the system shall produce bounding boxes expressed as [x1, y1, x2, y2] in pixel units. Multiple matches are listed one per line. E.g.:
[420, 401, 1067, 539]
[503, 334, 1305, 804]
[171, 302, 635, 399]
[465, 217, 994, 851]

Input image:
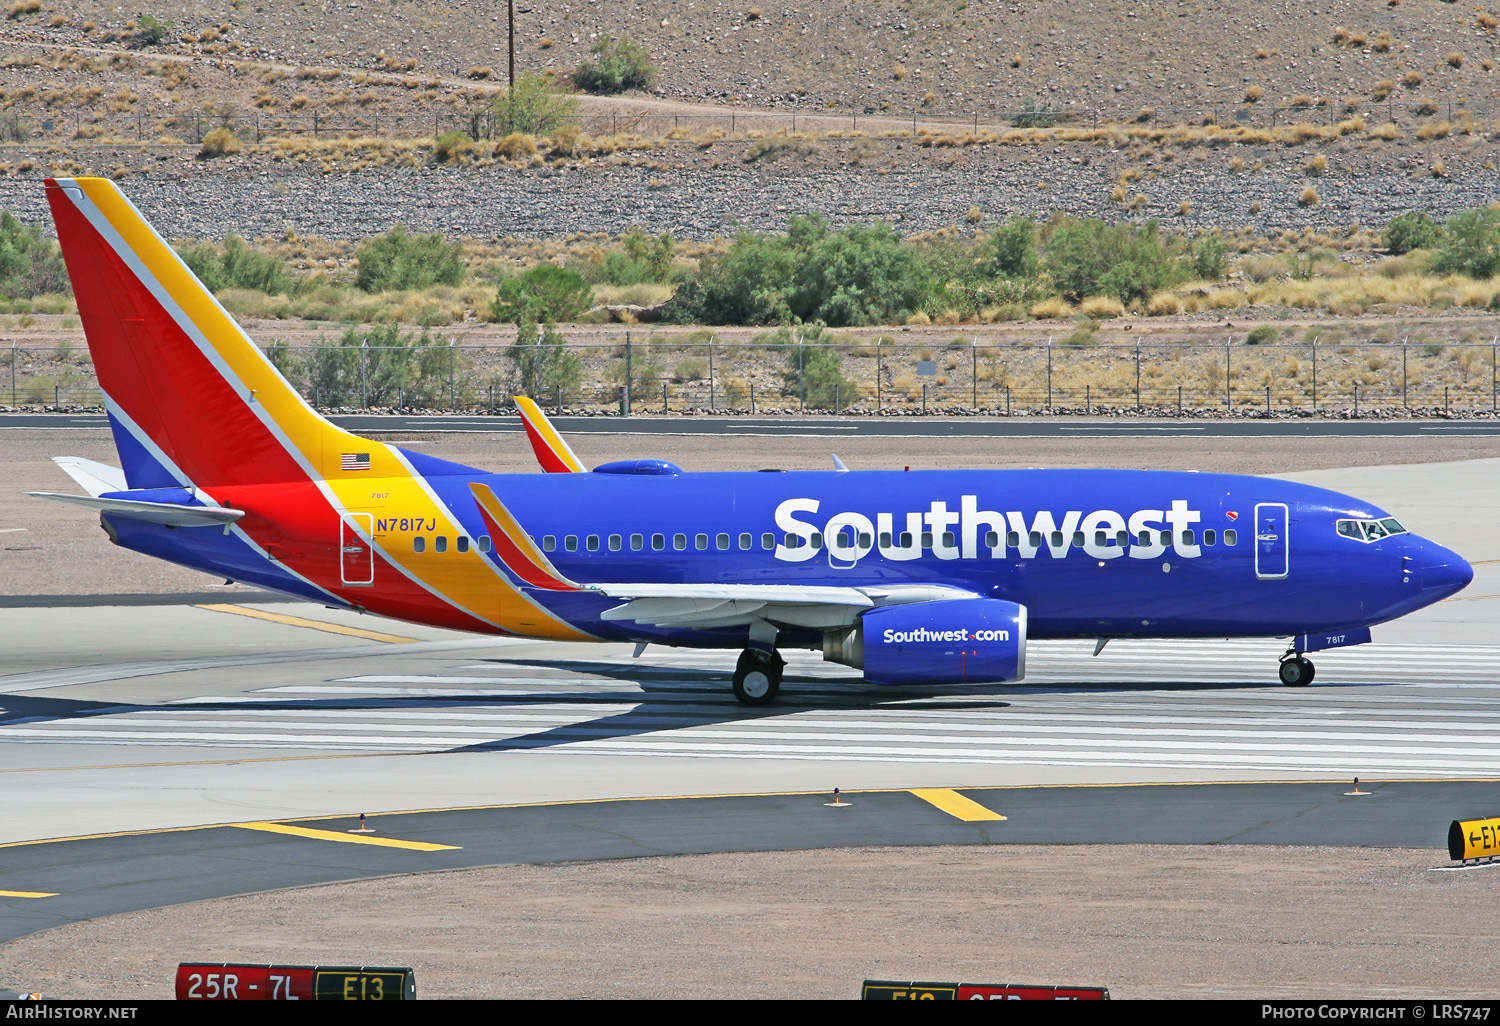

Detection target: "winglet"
[468, 481, 582, 592]
[515, 396, 587, 473]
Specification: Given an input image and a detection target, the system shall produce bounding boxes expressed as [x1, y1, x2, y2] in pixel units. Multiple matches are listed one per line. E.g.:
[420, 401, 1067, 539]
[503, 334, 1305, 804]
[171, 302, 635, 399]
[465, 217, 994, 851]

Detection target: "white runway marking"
[4, 641, 1499, 776]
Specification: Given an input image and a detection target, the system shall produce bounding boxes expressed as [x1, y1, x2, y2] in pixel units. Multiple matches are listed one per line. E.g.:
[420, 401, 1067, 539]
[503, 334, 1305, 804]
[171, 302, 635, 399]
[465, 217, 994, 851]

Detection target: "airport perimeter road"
[7, 412, 1500, 437]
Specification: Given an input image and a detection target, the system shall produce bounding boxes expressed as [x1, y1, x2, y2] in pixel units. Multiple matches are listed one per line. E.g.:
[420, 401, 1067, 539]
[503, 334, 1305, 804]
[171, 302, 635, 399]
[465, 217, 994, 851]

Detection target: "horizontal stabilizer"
[26, 491, 245, 528]
[50, 456, 127, 497]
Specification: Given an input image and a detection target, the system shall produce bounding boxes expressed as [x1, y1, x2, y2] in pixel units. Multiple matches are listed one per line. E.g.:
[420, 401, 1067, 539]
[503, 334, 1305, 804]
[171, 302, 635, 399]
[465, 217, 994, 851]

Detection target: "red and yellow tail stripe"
[46, 177, 589, 641]
[516, 395, 587, 473]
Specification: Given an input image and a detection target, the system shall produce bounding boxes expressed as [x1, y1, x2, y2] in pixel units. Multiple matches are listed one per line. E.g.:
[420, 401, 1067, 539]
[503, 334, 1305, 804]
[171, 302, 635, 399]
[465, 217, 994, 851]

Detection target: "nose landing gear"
[1278, 651, 1316, 686]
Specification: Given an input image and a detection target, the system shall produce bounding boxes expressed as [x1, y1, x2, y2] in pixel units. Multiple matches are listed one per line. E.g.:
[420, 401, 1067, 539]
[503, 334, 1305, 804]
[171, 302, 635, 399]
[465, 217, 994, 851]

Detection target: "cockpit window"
[1337, 517, 1407, 543]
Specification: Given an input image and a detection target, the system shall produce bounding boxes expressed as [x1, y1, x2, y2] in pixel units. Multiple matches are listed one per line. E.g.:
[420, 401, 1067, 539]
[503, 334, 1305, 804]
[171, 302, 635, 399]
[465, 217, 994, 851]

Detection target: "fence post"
[1086, 383, 1091, 415]
[663, 381, 668, 413]
[360, 340, 367, 409]
[1006, 385, 1011, 416]
[834, 383, 840, 415]
[1402, 338, 1408, 409]
[708, 334, 715, 410]
[555, 384, 561, 414]
[623, 330, 632, 415]
[1265, 384, 1270, 416]
[448, 339, 455, 411]
[750, 382, 755, 415]
[971, 337, 977, 410]
[875, 336, 882, 411]
[1225, 336, 1231, 409]
[922, 382, 927, 415]
[1311, 334, 1318, 410]
[1177, 384, 1182, 413]
[313, 384, 319, 410]
[1446, 385, 1450, 416]
[1354, 382, 1359, 418]
[1135, 337, 1141, 411]
[10, 342, 14, 408]
[798, 333, 805, 412]
[1046, 338, 1053, 408]
[488, 383, 493, 414]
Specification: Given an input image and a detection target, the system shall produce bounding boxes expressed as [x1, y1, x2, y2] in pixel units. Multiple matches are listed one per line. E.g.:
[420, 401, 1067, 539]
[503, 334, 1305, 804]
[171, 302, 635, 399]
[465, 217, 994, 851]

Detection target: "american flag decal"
[341, 452, 371, 471]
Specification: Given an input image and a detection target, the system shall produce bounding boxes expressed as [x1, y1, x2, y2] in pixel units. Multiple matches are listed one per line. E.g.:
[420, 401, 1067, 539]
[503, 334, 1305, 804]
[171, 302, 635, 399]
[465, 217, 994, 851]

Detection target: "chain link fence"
[6, 337, 1499, 418]
[0, 97, 1488, 147]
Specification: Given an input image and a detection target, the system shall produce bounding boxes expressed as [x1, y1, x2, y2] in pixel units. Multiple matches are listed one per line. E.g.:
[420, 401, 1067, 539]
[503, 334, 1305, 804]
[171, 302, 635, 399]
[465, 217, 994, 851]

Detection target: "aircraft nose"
[1419, 541, 1473, 598]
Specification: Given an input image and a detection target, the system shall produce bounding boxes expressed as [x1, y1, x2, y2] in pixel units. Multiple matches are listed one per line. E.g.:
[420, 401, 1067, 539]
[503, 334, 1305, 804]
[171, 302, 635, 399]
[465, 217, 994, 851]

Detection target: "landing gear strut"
[1278, 652, 1316, 686]
[733, 648, 785, 706]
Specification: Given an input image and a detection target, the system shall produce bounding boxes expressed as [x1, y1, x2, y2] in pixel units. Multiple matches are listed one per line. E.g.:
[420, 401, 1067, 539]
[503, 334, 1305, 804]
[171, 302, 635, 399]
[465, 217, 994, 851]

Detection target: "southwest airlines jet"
[29, 178, 1474, 705]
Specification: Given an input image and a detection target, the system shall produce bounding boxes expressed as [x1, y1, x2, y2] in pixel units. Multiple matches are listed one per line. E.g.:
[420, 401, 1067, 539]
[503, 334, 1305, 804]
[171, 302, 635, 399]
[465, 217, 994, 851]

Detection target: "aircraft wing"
[593, 582, 976, 631]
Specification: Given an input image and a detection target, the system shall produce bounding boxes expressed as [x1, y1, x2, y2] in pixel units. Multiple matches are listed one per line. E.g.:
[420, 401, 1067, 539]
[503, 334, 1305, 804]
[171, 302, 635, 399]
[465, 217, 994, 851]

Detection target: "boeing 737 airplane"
[28, 178, 1474, 704]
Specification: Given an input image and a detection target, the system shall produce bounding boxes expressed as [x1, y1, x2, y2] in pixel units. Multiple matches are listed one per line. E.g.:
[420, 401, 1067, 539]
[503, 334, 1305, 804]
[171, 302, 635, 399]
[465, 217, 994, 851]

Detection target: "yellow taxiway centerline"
[232, 821, 459, 850]
[195, 603, 418, 643]
[0, 889, 58, 898]
[910, 788, 1007, 822]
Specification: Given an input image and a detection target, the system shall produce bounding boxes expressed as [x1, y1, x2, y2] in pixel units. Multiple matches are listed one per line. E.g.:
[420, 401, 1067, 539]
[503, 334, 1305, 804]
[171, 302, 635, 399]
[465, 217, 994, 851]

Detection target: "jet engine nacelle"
[823, 597, 1028, 686]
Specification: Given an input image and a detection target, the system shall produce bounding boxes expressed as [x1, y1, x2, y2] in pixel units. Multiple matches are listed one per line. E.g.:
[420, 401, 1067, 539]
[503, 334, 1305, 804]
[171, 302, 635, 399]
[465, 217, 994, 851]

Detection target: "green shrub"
[1245, 325, 1279, 345]
[0, 212, 69, 299]
[1043, 217, 1186, 304]
[779, 324, 859, 410]
[1381, 211, 1443, 255]
[491, 264, 594, 323]
[574, 36, 657, 94]
[509, 319, 582, 394]
[981, 217, 1039, 279]
[1190, 234, 1228, 280]
[179, 235, 297, 296]
[1011, 100, 1055, 128]
[433, 129, 473, 163]
[132, 14, 171, 46]
[355, 226, 464, 293]
[485, 74, 578, 137]
[302, 324, 456, 407]
[1432, 208, 1500, 278]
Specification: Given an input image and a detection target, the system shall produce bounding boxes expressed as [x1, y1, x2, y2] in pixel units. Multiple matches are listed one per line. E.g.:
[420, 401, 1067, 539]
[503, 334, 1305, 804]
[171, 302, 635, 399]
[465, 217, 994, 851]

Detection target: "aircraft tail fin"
[45, 177, 372, 490]
[515, 395, 587, 473]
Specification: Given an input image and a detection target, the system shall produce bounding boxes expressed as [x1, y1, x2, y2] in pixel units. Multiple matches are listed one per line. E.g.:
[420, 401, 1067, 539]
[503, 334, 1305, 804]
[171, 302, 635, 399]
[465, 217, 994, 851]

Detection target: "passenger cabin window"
[673, 533, 687, 551]
[921, 532, 934, 548]
[1182, 530, 1195, 546]
[1028, 531, 1042, 549]
[457, 536, 470, 553]
[565, 535, 578, 552]
[739, 533, 752, 550]
[543, 535, 556, 551]
[695, 533, 708, 550]
[1224, 529, 1238, 546]
[761, 533, 775, 550]
[630, 534, 644, 551]
[586, 535, 600, 552]
[810, 533, 823, 550]
[434, 536, 448, 553]
[652, 534, 666, 551]
[717, 533, 730, 550]
[413, 536, 426, 553]
[1202, 529, 1216, 546]
[1072, 531, 1085, 547]
[941, 531, 956, 548]
[478, 536, 492, 553]
[985, 531, 999, 548]
[1007, 531, 1020, 548]
[608, 535, 622, 551]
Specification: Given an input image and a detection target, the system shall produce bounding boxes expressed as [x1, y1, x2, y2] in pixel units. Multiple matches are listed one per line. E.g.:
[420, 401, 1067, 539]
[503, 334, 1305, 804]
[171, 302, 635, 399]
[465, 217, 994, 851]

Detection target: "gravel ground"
[3, 845, 1495, 1000]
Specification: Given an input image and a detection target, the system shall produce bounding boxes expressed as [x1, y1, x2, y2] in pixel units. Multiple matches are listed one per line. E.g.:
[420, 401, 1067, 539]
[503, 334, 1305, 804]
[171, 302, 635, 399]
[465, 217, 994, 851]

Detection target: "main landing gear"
[732, 648, 785, 706]
[1278, 651, 1316, 686]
